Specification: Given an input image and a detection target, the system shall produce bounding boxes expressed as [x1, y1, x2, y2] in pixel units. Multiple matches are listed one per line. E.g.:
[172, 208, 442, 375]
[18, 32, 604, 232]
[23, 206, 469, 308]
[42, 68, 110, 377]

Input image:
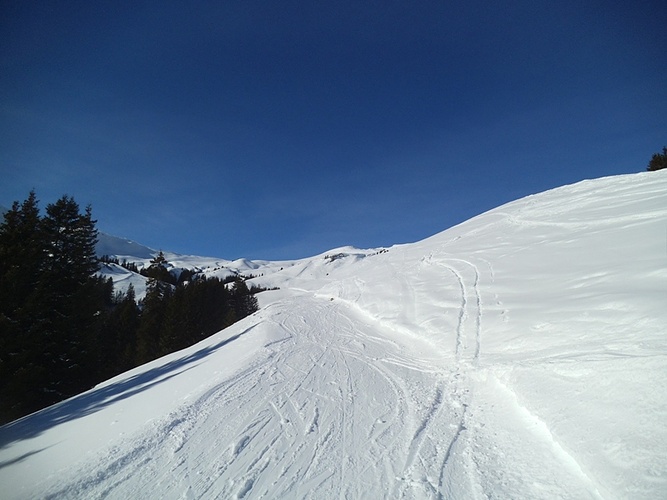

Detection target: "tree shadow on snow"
[0, 325, 258, 451]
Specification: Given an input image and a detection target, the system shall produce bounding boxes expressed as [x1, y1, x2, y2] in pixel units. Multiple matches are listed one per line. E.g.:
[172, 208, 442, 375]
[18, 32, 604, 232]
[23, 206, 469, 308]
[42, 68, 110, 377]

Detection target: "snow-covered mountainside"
[1, 172, 666, 499]
[96, 233, 157, 260]
[95, 233, 286, 300]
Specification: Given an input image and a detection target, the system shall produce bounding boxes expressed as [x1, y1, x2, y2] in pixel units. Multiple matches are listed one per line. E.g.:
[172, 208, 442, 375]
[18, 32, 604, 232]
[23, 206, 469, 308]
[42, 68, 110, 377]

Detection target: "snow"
[95, 234, 292, 297]
[96, 233, 156, 260]
[99, 262, 149, 300]
[2, 171, 666, 499]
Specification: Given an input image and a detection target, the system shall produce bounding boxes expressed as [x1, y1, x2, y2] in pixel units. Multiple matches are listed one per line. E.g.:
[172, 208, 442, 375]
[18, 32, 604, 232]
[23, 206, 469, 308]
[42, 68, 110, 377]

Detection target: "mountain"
[96, 233, 158, 260]
[1, 171, 666, 499]
[95, 233, 295, 300]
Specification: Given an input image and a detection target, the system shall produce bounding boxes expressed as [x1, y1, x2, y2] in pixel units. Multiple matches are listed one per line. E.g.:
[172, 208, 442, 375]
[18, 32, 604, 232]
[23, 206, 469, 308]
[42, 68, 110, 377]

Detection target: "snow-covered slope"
[95, 233, 293, 300]
[1, 172, 666, 499]
[96, 233, 157, 260]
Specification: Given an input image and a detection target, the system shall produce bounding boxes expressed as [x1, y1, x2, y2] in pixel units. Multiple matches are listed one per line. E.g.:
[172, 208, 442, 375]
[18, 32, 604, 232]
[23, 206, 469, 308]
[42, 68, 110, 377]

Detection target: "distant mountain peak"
[96, 233, 157, 260]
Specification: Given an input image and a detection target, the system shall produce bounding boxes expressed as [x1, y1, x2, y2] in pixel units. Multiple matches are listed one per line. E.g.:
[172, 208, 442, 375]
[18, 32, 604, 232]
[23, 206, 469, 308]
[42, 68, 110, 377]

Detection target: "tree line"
[0, 192, 260, 425]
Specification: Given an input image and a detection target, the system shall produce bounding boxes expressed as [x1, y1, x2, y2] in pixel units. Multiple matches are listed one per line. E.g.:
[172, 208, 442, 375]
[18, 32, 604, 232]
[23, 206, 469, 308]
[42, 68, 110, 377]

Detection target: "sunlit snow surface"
[2, 172, 666, 499]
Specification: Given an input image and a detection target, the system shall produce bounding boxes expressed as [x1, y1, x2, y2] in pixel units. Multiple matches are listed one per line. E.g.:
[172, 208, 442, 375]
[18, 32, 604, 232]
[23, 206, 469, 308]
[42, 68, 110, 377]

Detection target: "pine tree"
[160, 284, 190, 354]
[0, 191, 47, 422]
[0, 191, 44, 305]
[135, 275, 171, 364]
[116, 283, 140, 371]
[231, 279, 259, 319]
[647, 146, 667, 171]
[30, 196, 101, 400]
[96, 284, 140, 380]
[142, 251, 175, 284]
[41, 197, 99, 284]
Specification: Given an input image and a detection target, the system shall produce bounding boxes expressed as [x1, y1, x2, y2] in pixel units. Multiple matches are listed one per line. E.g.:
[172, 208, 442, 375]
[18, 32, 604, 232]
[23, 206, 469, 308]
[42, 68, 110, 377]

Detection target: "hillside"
[95, 233, 288, 300]
[1, 171, 666, 499]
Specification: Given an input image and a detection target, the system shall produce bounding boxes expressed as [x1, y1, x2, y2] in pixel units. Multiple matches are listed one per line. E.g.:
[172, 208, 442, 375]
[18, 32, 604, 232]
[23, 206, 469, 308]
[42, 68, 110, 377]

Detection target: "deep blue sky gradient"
[2, 1, 666, 259]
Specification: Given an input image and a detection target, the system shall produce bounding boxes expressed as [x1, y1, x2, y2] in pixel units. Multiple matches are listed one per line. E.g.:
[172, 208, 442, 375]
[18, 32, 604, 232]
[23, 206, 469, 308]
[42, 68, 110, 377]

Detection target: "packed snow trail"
[18, 292, 602, 499]
[1, 171, 666, 499]
[30, 294, 470, 499]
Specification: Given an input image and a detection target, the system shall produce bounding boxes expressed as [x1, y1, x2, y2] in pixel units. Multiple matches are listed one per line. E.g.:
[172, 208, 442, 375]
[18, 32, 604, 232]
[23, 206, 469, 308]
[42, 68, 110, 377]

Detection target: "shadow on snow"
[0, 324, 258, 456]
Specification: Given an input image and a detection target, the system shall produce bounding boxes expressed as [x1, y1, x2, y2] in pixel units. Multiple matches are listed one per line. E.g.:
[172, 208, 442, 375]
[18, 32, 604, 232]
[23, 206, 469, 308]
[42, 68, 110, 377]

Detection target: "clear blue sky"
[2, 1, 666, 259]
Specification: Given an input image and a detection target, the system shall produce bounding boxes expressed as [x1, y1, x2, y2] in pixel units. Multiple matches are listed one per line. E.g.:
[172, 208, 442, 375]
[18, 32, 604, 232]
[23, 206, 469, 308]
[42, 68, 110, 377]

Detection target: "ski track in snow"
[430, 257, 483, 365]
[428, 256, 486, 499]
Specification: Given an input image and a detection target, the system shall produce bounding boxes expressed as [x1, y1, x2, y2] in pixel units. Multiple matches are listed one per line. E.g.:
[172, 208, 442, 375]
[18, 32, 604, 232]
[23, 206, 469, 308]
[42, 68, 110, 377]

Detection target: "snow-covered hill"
[1, 172, 666, 499]
[95, 233, 289, 300]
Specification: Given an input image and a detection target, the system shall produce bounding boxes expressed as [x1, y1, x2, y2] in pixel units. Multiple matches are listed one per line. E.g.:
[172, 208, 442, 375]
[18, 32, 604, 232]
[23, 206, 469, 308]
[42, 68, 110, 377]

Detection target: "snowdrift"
[1, 171, 666, 499]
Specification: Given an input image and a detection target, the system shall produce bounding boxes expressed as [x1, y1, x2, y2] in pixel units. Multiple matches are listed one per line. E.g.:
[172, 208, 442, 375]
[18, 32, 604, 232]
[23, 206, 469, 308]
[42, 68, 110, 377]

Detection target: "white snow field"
[1, 171, 666, 499]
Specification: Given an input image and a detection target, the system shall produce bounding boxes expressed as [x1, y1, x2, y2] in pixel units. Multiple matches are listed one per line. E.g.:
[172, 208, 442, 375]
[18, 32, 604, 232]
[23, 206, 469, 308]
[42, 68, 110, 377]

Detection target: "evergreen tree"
[135, 275, 171, 364]
[96, 284, 140, 380]
[231, 279, 259, 319]
[142, 251, 175, 284]
[0, 191, 44, 311]
[116, 283, 140, 371]
[34, 196, 101, 400]
[41, 197, 99, 283]
[160, 284, 190, 355]
[647, 146, 667, 171]
[0, 191, 47, 422]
